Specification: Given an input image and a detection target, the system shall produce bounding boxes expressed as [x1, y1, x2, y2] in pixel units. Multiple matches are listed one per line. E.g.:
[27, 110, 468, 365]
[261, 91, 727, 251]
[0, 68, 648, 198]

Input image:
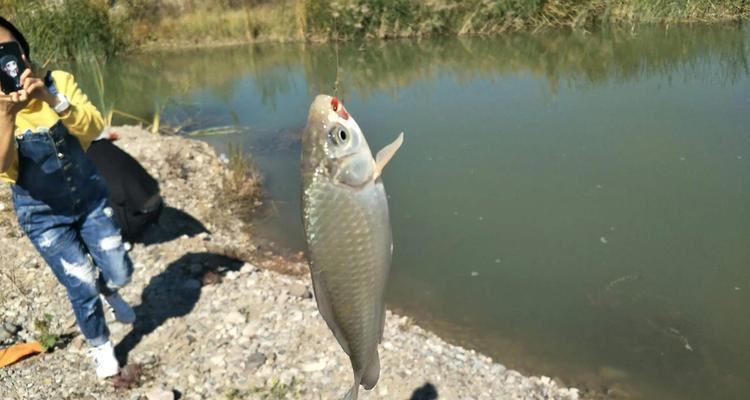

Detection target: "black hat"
[0, 17, 30, 60]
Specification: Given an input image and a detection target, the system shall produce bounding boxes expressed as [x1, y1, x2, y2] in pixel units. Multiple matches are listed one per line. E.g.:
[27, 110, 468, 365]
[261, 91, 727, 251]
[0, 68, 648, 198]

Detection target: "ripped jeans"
[12, 121, 133, 346]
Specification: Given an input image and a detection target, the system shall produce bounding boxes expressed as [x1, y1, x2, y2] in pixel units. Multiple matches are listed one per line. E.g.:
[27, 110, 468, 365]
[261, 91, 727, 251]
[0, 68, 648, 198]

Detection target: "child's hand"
[20, 69, 51, 104]
[19, 56, 56, 107]
[0, 87, 29, 117]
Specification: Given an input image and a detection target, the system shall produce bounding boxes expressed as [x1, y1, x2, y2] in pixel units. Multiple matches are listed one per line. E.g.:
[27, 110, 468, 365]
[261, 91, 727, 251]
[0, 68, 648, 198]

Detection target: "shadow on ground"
[114, 252, 243, 365]
[410, 383, 439, 400]
[133, 206, 209, 246]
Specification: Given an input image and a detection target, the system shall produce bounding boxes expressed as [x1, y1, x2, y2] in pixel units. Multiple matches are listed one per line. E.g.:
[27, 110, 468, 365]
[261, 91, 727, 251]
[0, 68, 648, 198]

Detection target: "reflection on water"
[71, 24, 750, 400]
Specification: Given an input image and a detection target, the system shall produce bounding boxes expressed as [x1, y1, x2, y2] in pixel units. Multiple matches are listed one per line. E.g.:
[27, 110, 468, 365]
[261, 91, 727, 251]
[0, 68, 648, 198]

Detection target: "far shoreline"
[130, 19, 747, 55]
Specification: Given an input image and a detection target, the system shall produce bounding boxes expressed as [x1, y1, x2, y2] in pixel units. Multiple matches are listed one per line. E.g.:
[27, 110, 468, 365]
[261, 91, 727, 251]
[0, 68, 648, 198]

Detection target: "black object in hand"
[0, 41, 26, 93]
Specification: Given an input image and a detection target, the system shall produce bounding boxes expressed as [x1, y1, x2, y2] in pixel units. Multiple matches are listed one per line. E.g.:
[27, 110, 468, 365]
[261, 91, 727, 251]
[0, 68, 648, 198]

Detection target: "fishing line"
[333, 17, 341, 100]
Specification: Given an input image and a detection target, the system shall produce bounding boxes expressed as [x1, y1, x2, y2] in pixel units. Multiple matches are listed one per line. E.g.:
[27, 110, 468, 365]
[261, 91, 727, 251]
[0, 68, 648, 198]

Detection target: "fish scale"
[304, 178, 389, 361]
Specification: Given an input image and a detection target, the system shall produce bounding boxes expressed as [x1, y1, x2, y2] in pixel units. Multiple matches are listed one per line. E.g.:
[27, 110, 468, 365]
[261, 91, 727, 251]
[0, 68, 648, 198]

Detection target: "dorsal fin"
[373, 132, 404, 180]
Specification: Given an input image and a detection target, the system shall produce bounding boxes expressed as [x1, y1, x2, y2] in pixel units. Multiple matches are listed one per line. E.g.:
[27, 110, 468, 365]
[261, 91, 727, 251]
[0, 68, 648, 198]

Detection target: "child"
[0, 17, 134, 378]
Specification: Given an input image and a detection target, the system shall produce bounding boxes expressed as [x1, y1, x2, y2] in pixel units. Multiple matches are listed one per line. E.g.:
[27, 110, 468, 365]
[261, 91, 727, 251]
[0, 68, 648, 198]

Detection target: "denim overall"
[12, 113, 133, 346]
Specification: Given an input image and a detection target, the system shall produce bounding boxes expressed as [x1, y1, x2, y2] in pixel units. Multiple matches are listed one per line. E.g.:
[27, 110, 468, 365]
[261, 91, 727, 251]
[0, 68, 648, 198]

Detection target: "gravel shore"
[0, 126, 580, 400]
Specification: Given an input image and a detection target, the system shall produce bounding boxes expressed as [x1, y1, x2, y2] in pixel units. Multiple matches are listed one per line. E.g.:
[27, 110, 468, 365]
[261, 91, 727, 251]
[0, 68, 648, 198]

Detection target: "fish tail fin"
[362, 350, 381, 390]
[343, 382, 359, 400]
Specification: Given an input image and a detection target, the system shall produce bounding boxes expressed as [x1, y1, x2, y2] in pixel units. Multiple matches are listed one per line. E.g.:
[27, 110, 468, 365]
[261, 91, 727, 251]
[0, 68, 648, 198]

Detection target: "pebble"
[302, 359, 326, 372]
[0, 326, 12, 341]
[0, 126, 580, 400]
[245, 352, 267, 369]
[223, 311, 246, 325]
[145, 387, 174, 400]
[209, 355, 226, 368]
[289, 283, 312, 299]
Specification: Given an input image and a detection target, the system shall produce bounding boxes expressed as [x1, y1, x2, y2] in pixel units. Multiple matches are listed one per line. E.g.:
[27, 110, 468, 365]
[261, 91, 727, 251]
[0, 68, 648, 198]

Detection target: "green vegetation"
[33, 313, 59, 351]
[140, 0, 300, 49]
[0, 0, 748, 61]
[221, 142, 263, 224]
[1, 0, 124, 62]
[302, 0, 750, 40]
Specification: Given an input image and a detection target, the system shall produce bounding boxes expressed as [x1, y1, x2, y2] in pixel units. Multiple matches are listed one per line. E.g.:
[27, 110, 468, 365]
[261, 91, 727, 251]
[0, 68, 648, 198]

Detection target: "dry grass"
[2, 0, 747, 60]
[141, 1, 301, 48]
[299, 0, 750, 40]
[219, 143, 263, 226]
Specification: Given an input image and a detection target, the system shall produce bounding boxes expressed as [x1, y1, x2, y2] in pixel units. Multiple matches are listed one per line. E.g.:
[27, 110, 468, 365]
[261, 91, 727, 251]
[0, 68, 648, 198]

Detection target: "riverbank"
[0, 126, 582, 399]
[1, 0, 748, 60]
[120, 0, 750, 53]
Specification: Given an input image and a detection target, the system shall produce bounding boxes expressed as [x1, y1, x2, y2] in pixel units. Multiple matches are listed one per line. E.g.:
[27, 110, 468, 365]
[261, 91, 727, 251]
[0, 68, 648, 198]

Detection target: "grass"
[220, 142, 263, 226]
[1, 0, 747, 61]
[299, 0, 750, 40]
[33, 313, 59, 351]
[1, 0, 124, 62]
[140, 1, 300, 49]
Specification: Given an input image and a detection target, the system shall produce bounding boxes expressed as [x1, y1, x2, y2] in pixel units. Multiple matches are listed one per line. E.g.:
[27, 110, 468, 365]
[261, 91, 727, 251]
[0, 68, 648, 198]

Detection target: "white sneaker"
[87, 341, 119, 378]
[102, 293, 136, 324]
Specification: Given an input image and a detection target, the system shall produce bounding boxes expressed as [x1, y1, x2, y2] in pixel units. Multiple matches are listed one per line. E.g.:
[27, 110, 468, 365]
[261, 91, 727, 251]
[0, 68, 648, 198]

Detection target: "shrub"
[1, 0, 123, 61]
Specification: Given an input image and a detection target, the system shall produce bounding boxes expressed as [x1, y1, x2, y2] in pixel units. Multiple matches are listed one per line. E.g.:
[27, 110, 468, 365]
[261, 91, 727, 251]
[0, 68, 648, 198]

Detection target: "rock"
[246, 352, 267, 369]
[139, 352, 158, 366]
[241, 324, 257, 338]
[0, 324, 16, 342]
[289, 283, 312, 299]
[302, 359, 327, 372]
[68, 336, 86, 353]
[201, 271, 221, 286]
[209, 355, 226, 368]
[224, 311, 246, 325]
[2, 322, 18, 333]
[240, 263, 257, 274]
[0, 126, 581, 400]
[145, 387, 174, 400]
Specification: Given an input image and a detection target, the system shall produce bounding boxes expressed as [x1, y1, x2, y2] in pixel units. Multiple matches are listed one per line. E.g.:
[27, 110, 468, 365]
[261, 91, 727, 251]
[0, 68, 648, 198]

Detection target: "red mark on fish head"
[331, 97, 349, 120]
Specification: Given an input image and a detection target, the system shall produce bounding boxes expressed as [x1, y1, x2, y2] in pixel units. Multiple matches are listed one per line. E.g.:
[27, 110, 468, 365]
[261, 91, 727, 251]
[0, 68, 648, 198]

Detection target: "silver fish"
[301, 95, 403, 400]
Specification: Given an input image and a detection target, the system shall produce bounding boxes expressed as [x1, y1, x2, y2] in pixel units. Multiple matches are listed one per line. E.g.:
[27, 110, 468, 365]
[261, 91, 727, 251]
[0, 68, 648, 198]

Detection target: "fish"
[300, 94, 403, 400]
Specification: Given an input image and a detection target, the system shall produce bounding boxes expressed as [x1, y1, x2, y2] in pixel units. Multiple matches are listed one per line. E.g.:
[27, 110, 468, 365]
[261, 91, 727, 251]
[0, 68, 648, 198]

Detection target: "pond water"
[71, 24, 750, 399]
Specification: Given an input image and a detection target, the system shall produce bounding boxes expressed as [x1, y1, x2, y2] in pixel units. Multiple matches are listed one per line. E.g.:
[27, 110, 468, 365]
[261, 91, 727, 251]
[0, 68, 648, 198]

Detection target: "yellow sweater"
[1, 70, 104, 184]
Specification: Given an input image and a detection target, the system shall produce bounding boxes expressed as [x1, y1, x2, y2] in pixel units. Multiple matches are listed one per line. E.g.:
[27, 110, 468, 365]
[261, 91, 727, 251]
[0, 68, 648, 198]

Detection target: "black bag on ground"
[87, 139, 163, 241]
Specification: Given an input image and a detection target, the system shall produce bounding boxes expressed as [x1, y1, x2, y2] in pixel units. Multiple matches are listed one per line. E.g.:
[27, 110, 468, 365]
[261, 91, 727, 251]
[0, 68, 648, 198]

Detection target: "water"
[72, 24, 750, 399]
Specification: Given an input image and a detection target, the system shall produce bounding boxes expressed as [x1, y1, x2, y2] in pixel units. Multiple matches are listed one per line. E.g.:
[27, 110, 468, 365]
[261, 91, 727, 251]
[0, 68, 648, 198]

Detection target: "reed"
[220, 142, 263, 226]
[298, 0, 750, 40]
[0, 0, 747, 61]
[1, 0, 123, 62]
[143, 1, 300, 48]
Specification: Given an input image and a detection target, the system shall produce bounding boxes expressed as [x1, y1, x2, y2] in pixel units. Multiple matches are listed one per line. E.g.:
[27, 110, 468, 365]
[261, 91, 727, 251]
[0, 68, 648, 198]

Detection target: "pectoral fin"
[373, 132, 404, 180]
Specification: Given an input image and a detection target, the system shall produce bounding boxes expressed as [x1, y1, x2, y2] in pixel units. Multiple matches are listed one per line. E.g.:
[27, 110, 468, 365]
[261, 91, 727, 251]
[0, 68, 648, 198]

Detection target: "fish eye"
[328, 125, 349, 145]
